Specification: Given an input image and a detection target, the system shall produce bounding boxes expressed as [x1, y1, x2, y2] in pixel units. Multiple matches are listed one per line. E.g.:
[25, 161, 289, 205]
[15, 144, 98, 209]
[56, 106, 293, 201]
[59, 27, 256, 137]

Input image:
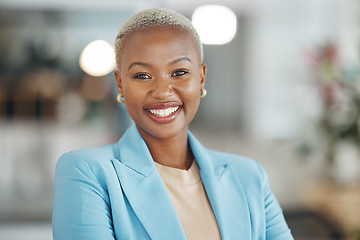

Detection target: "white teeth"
[149, 106, 179, 117]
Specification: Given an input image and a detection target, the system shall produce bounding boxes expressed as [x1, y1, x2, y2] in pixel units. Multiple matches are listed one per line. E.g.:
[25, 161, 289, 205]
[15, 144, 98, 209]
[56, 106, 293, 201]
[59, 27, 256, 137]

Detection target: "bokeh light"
[79, 40, 115, 77]
[192, 5, 237, 45]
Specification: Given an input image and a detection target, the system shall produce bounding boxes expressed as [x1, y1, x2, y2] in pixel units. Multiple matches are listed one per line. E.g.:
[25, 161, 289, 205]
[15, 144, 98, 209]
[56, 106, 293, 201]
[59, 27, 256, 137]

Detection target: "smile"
[148, 106, 180, 117]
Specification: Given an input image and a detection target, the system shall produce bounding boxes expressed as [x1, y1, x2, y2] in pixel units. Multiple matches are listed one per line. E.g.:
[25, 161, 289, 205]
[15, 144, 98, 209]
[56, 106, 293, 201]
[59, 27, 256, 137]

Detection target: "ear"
[200, 63, 207, 89]
[114, 69, 123, 95]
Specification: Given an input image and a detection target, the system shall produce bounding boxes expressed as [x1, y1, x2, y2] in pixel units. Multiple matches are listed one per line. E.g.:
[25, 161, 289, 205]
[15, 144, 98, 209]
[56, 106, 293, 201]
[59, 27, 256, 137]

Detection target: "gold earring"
[117, 93, 125, 104]
[200, 88, 207, 98]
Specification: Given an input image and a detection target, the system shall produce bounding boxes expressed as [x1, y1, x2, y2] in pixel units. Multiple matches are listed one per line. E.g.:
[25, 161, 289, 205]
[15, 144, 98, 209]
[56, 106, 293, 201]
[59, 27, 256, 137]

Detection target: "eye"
[133, 73, 151, 79]
[171, 70, 189, 77]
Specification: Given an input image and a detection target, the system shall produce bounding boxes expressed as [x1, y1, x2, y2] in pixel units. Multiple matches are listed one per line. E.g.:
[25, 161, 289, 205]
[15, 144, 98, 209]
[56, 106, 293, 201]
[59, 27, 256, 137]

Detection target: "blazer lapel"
[188, 131, 252, 239]
[112, 125, 186, 240]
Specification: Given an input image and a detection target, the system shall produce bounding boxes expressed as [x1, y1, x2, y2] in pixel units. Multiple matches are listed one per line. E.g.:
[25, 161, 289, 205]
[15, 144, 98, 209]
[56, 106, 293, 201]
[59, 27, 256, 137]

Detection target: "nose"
[151, 75, 174, 99]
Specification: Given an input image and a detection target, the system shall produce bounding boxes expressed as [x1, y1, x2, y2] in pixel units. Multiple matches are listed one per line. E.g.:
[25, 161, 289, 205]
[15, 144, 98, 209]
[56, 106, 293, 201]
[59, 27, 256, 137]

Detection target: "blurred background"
[1, 0, 360, 239]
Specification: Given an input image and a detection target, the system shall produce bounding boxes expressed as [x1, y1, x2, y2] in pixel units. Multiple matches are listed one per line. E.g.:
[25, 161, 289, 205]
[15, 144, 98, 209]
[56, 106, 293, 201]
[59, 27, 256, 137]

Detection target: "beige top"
[155, 160, 222, 240]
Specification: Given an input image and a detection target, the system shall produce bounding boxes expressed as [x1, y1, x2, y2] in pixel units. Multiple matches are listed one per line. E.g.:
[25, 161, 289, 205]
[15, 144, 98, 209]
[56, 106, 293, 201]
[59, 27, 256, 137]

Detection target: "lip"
[145, 103, 182, 124]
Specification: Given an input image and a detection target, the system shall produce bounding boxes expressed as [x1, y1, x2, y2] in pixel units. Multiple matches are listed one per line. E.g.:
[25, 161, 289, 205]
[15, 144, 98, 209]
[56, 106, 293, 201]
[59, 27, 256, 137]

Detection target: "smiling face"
[114, 26, 206, 141]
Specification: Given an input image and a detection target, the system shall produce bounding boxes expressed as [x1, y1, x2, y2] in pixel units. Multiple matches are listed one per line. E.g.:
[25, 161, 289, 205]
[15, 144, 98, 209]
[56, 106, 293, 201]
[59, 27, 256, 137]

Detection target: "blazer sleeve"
[52, 152, 116, 240]
[257, 162, 294, 240]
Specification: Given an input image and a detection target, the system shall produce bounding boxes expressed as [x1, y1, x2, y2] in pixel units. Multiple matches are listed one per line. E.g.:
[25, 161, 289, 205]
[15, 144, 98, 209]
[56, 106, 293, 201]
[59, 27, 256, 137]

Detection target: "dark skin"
[114, 26, 207, 170]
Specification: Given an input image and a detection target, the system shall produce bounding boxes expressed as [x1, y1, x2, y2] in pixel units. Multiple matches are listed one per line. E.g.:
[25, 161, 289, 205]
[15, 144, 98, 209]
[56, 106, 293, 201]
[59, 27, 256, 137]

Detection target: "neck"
[137, 127, 193, 170]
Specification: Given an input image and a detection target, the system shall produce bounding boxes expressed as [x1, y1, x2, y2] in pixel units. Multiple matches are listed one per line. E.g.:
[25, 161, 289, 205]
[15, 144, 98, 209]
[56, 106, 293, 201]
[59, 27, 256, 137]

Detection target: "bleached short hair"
[114, 8, 203, 68]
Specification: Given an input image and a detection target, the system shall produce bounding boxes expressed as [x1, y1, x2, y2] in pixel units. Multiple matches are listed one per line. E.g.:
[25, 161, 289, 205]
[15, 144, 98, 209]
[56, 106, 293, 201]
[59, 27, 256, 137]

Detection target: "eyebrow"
[127, 56, 192, 70]
[128, 62, 149, 70]
[169, 56, 192, 65]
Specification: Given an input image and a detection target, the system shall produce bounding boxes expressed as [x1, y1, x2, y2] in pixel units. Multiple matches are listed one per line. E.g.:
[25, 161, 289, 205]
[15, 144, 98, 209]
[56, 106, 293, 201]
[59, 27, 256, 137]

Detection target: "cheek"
[181, 80, 201, 100]
[180, 82, 201, 113]
[123, 80, 143, 99]
[123, 84, 147, 113]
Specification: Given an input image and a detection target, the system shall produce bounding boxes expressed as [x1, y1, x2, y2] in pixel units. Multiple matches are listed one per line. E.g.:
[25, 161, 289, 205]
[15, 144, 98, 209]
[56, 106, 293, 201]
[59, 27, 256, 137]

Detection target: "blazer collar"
[188, 130, 252, 239]
[113, 125, 251, 239]
[116, 124, 154, 176]
[113, 125, 186, 239]
[115, 125, 229, 176]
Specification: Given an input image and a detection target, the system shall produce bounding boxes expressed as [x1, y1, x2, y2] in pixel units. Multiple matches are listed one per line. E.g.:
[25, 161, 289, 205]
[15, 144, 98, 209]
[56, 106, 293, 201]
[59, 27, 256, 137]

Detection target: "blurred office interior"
[0, 0, 360, 239]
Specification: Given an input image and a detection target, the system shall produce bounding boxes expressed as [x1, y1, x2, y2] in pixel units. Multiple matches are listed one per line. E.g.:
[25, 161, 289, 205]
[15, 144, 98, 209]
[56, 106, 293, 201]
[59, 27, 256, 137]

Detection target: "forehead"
[119, 26, 201, 66]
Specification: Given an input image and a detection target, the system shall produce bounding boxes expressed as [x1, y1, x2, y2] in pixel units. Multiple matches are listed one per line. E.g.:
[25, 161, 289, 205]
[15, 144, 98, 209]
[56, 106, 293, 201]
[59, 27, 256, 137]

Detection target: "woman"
[52, 8, 294, 240]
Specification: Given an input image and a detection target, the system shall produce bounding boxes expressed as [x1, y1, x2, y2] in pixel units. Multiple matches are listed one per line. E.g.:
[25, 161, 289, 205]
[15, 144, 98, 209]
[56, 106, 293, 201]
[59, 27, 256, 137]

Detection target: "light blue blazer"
[52, 125, 293, 239]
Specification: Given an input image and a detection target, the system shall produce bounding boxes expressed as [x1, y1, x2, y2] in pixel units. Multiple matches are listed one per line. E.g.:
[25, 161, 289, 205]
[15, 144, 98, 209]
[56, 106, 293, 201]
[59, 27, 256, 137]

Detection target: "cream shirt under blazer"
[52, 124, 294, 240]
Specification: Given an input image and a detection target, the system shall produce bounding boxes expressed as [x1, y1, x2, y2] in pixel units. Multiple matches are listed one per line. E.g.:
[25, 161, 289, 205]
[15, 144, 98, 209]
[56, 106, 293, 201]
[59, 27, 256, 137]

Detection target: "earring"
[117, 93, 125, 104]
[200, 88, 207, 98]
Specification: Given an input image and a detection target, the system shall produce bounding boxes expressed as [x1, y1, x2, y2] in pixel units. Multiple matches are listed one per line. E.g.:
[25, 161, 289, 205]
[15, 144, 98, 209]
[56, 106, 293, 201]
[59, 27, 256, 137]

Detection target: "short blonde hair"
[114, 8, 203, 67]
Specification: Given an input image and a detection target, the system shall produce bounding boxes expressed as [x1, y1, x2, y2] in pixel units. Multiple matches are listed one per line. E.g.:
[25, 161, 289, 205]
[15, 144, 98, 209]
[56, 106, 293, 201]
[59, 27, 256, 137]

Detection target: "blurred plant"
[310, 41, 360, 166]
[353, 228, 360, 240]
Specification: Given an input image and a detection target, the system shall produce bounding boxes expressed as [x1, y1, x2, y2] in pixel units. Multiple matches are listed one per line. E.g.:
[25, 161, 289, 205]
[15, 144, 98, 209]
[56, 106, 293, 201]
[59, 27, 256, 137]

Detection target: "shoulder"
[207, 149, 264, 173]
[205, 149, 267, 185]
[56, 142, 119, 179]
[189, 131, 263, 176]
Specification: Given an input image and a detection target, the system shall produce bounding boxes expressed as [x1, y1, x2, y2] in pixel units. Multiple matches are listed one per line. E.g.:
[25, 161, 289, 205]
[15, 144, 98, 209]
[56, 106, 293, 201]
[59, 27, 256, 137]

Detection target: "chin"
[137, 122, 189, 140]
